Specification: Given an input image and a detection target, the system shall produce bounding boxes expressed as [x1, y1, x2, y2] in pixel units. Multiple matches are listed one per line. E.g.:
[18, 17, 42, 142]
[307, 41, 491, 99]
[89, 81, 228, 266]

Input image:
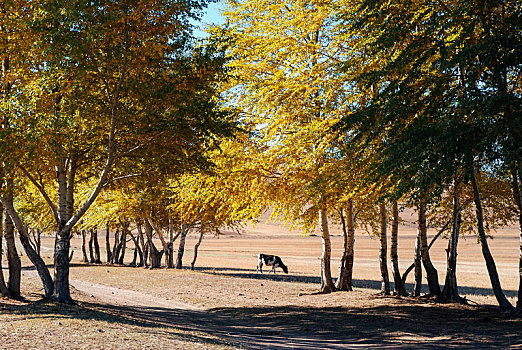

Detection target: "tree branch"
[18, 165, 59, 223]
[114, 131, 166, 159]
[102, 172, 149, 189]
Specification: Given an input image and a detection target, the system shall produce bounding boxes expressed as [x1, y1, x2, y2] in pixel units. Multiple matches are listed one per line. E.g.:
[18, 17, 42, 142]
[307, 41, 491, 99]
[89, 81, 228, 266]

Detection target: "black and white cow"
[257, 254, 288, 274]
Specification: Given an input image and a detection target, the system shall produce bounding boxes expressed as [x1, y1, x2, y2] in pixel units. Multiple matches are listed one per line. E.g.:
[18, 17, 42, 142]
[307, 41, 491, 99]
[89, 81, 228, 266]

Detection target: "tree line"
[216, 0, 521, 312]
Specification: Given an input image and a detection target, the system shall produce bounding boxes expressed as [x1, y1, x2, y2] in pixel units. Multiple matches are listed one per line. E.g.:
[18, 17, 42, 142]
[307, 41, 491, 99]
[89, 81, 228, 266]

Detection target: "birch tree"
[0, 0, 236, 302]
[221, 0, 355, 293]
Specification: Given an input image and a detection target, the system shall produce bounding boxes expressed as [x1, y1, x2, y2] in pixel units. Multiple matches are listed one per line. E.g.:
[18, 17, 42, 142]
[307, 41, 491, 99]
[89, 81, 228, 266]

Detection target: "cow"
[257, 254, 288, 274]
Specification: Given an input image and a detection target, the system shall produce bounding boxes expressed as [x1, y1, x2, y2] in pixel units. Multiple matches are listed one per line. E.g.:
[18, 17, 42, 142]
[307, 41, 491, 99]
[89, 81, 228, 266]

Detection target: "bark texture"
[319, 206, 336, 293]
[470, 164, 514, 310]
[510, 164, 522, 310]
[5, 207, 21, 298]
[418, 202, 441, 296]
[442, 180, 463, 302]
[175, 228, 188, 269]
[336, 202, 355, 291]
[53, 226, 72, 302]
[379, 202, 390, 295]
[0, 208, 11, 297]
[413, 231, 422, 297]
[191, 228, 204, 270]
[391, 201, 407, 296]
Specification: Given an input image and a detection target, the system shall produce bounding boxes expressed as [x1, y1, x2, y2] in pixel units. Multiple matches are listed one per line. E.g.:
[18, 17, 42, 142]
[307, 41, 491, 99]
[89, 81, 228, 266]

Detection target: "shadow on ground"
[19, 263, 518, 298]
[194, 266, 519, 298]
[25, 299, 522, 349]
[2, 268, 521, 349]
[0, 300, 231, 348]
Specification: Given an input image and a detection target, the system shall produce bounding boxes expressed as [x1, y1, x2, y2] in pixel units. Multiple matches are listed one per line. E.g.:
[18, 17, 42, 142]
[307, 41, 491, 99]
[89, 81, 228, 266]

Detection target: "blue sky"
[195, 1, 225, 37]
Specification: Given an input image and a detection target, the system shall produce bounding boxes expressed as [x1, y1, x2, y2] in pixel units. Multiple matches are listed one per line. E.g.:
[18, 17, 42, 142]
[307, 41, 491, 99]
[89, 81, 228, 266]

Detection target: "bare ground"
[1, 218, 521, 349]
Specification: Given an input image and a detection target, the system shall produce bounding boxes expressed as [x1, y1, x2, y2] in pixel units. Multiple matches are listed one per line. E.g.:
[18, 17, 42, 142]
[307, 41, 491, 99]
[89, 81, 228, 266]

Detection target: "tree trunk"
[129, 232, 143, 267]
[5, 205, 21, 299]
[418, 202, 441, 296]
[379, 202, 390, 295]
[105, 223, 112, 263]
[510, 163, 522, 311]
[111, 228, 120, 264]
[191, 227, 204, 270]
[391, 200, 407, 296]
[118, 227, 127, 265]
[470, 163, 514, 310]
[136, 219, 148, 267]
[0, 198, 54, 298]
[319, 206, 336, 293]
[136, 234, 144, 267]
[336, 202, 355, 291]
[93, 228, 101, 263]
[166, 216, 175, 268]
[53, 225, 72, 303]
[88, 229, 95, 263]
[401, 219, 452, 293]
[175, 227, 188, 269]
[131, 245, 138, 266]
[442, 179, 463, 302]
[144, 219, 163, 268]
[413, 230, 422, 297]
[81, 230, 89, 263]
[36, 230, 41, 257]
[31, 229, 41, 257]
[0, 208, 11, 297]
[52, 152, 74, 303]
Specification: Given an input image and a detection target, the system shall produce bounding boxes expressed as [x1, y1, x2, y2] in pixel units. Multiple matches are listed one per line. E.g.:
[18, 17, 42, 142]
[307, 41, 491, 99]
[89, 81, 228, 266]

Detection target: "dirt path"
[65, 272, 521, 350]
[71, 277, 353, 349]
[70, 279, 203, 311]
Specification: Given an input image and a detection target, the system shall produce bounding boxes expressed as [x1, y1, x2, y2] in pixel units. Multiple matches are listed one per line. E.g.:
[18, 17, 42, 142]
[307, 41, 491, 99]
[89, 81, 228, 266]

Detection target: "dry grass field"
[1, 214, 521, 349]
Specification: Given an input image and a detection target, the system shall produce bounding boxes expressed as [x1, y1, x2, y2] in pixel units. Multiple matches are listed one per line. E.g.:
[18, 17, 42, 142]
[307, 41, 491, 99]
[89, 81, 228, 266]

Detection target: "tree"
[335, 0, 520, 309]
[221, 0, 353, 293]
[0, 0, 237, 302]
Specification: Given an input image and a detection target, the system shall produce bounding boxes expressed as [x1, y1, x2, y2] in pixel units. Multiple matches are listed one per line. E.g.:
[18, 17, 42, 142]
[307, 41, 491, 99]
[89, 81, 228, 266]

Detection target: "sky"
[194, 1, 225, 37]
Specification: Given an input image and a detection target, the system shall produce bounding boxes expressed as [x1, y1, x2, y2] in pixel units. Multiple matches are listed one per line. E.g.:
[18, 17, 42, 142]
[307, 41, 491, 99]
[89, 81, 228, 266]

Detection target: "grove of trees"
[0, 0, 520, 315]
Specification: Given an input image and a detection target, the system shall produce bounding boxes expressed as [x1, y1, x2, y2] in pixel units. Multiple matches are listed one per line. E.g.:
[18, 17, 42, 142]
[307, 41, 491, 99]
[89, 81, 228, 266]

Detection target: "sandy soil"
[1, 215, 521, 349]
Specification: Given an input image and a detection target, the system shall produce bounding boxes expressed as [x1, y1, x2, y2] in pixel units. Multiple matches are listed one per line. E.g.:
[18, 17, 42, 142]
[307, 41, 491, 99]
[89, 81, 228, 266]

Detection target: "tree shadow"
[0, 300, 232, 348]
[19, 263, 518, 299]
[194, 267, 518, 299]
[33, 300, 522, 349]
